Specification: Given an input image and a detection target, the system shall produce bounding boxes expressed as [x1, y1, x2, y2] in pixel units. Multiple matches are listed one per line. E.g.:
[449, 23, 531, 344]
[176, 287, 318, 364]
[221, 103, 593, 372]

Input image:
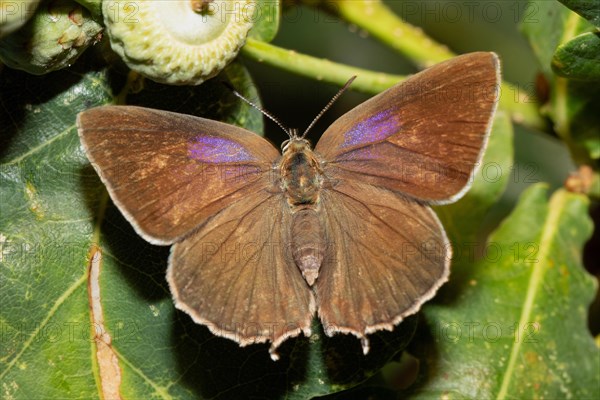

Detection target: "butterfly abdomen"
[291, 208, 325, 286]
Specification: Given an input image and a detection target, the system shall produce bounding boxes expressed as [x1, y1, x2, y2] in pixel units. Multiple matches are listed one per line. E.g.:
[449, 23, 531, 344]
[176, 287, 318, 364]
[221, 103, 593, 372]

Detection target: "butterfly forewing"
[315, 52, 500, 204]
[77, 106, 280, 244]
[168, 193, 315, 360]
[316, 180, 450, 350]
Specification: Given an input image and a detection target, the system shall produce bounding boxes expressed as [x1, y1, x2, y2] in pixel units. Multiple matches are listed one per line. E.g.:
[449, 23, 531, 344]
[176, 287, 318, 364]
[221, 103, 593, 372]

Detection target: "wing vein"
[330, 188, 442, 267]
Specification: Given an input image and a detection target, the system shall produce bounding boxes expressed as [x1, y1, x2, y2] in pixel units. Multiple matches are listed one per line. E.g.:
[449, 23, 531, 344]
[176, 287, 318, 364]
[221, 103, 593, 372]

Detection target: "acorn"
[0, 0, 41, 38]
[102, 0, 256, 85]
[0, 0, 103, 74]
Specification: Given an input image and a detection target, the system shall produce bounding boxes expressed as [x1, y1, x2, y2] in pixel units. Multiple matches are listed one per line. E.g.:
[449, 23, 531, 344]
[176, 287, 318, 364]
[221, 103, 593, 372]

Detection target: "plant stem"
[330, 0, 454, 68]
[329, 0, 546, 130]
[243, 39, 546, 131]
[242, 38, 405, 93]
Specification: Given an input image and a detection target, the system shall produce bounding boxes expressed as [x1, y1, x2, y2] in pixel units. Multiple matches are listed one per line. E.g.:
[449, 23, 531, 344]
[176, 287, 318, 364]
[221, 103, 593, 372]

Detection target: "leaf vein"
[0, 273, 87, 380]
[496, 192, 566, 399]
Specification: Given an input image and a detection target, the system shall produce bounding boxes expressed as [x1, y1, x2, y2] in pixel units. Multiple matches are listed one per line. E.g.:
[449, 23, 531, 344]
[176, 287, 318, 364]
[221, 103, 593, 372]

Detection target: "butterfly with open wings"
[77, 52, 500, 360]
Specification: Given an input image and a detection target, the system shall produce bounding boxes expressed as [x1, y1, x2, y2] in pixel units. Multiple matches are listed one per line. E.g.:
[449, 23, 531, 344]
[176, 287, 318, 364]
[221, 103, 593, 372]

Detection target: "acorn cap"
[103, 0, 256, 85]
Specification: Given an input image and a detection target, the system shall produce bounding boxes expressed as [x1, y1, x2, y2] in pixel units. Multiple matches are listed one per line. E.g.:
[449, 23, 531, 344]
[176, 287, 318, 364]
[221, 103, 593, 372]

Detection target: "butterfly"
[77, 52, 500, 360]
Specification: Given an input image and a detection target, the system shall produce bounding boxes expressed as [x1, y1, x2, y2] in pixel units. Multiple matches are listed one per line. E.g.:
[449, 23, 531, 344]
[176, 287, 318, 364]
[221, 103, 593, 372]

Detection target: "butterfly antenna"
[301, 75, 357, 139]
[222, 81, 292, 139]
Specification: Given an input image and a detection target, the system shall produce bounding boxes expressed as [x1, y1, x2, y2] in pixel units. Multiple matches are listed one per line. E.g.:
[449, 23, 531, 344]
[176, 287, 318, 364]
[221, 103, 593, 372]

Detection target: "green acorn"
[0, 0, 103, 74]
[102, 0, 256, 85]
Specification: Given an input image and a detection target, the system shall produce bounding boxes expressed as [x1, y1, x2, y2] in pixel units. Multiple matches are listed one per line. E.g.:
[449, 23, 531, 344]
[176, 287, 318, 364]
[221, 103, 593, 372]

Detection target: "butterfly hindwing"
[168, 193, 315, 360]
[316, 179, 450, 350]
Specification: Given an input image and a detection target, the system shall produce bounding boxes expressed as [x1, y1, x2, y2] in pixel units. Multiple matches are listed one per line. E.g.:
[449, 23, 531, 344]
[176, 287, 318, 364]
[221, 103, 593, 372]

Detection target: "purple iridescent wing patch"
[339, 109, 399, 149]
[189, 136, 257, 163]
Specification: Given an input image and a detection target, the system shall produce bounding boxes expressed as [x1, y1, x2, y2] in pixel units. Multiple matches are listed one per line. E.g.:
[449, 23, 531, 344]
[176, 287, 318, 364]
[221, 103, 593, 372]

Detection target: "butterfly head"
[281, 128, 312, 153]
[224, 75, 356, 155]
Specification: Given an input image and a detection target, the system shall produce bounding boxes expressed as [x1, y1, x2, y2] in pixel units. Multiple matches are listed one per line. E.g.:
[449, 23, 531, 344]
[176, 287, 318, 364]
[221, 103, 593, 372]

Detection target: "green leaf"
[552, 31, 600, 81]
[549, 76, 600, 164]
[558, 0, 600, 27]
[73, 0, 102, 19]
[248, 0, 280, 42]
[403, 184, 599, 398]
[0, 68, 111, 399]
[548, 76, 600, 163]
[520, 0, 594, 77]
[521, 0, 600, 164]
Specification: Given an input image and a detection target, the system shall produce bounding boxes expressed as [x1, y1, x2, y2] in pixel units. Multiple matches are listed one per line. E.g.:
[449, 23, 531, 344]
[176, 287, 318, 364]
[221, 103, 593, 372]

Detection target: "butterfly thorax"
[280, 139, 323, 207]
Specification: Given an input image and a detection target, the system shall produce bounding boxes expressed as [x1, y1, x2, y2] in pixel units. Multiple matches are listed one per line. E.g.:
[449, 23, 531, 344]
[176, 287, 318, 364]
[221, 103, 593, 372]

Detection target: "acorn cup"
[102, 0, 256, 85]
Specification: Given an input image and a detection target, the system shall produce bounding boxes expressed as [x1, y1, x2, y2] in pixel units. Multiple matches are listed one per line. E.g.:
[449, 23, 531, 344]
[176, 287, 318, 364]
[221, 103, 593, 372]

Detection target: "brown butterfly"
[77, 52, 500, 360]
